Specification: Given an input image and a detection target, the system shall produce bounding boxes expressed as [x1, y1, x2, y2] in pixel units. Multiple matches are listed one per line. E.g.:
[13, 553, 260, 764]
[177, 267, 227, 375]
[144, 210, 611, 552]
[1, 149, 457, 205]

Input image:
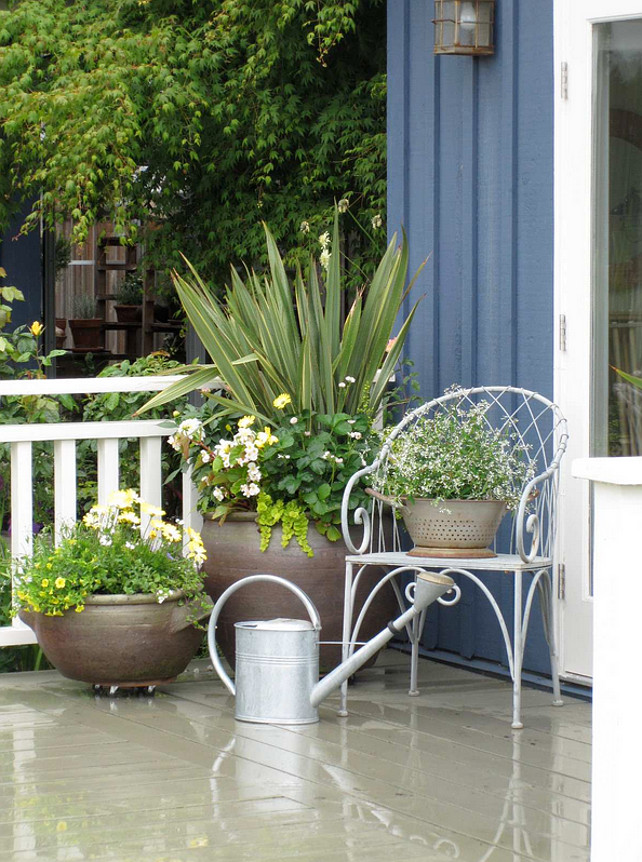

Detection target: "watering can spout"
[309, 571, 455, 708]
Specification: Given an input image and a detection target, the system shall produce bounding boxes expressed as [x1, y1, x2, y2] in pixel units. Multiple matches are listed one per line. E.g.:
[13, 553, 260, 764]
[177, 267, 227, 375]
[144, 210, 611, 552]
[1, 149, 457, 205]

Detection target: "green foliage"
[0, 0, 386, 287]
[13, 490, 207, 617]
[380, 400, 534, 510]
[169, 407, 374, 552]
[143, 208, 422, 424]
[0, 537, 51, 672]
[78, 352, 189, 516]
[115, 272, 144, 305]
[0, 280, 75, 530]
[71, 295, 97, 319]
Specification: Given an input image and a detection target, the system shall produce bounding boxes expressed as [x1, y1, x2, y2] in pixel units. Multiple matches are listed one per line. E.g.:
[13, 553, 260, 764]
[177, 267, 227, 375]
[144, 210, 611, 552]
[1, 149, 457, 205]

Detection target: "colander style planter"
[401, 498, 507, 558]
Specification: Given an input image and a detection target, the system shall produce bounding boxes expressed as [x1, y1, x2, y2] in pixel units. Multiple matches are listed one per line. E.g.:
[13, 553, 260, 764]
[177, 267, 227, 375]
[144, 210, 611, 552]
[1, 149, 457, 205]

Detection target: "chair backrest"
[341, 386, 569, 562]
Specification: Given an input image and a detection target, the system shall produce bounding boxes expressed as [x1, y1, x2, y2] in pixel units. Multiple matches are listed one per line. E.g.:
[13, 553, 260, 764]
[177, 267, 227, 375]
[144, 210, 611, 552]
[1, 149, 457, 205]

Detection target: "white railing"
[0, 375, 208, 647]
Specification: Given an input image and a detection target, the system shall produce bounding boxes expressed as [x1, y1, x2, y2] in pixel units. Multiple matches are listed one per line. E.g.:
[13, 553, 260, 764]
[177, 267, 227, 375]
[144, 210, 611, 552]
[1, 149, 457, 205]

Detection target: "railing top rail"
[0, 374, 222, 398]
[0, 418, 173, 444]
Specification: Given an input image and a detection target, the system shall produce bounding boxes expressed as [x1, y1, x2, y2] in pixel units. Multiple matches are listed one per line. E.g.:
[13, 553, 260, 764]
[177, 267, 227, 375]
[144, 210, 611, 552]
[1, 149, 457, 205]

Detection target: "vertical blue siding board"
[387, 0, 554, 673]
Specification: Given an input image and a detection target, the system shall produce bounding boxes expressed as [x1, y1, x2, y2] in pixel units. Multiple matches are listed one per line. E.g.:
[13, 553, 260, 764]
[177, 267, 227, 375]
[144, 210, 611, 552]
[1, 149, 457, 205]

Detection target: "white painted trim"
[0, 374, 221, 397]
[0, 419, 172, 443]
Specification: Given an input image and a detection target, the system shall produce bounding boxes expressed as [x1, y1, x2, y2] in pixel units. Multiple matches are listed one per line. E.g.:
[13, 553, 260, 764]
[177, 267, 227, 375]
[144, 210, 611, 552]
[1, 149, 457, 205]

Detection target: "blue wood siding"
[388, 0, 555, 674]
[0, 204, 43, 329]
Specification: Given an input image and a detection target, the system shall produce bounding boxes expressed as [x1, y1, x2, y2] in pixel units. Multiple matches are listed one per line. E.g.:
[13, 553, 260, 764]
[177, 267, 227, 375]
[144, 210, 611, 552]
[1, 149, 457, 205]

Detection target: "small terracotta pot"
[69, 318, 103, 350]
[114, 304, 142, 323]
[201, 513, 398, 672]
[19, 591, 212, 687]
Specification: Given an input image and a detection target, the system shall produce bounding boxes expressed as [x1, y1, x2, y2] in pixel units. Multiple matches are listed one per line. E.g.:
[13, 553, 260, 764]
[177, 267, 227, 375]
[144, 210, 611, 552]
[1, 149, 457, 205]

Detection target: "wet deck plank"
[0, 650, 591, 861]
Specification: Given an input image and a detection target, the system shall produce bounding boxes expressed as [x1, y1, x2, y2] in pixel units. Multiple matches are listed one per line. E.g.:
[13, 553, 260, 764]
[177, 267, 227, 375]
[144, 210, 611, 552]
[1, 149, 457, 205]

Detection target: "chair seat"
[345, 550, 552, 572]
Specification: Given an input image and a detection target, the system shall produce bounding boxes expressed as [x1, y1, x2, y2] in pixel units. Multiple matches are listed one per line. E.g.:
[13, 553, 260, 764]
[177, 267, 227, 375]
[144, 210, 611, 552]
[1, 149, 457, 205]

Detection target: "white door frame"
[554, 0, 642, 683]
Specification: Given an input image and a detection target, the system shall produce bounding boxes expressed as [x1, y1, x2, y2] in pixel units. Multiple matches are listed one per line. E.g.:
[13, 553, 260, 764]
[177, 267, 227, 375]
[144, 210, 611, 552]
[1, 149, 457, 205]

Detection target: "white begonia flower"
[212, 487, 225, 502]
[290, 416, 298, 424]
[201, 451, 211, 464]
[247, 463, 261, 482]
[179, 417, 203, 439]
[304, 431, 311, 437]
[349, 431, 362, 439]
[240, 482, 260, 498]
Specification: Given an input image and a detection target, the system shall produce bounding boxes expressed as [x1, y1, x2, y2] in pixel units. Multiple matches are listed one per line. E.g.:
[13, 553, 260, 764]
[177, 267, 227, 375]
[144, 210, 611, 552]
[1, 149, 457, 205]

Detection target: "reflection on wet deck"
[0, 650, 591, 861]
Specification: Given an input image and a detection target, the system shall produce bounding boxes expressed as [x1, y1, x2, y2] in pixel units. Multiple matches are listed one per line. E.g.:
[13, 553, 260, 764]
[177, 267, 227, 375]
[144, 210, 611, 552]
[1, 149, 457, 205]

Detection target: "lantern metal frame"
[433, 0, 495, 56]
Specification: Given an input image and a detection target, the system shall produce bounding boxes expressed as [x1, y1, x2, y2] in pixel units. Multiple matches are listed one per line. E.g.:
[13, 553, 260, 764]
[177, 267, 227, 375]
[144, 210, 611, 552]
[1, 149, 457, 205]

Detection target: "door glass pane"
[592, 21, 642, 457]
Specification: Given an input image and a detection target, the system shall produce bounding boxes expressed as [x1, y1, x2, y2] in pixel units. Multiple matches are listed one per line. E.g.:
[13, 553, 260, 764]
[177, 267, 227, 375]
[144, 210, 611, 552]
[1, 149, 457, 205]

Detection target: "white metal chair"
[339, 385, 569, 729]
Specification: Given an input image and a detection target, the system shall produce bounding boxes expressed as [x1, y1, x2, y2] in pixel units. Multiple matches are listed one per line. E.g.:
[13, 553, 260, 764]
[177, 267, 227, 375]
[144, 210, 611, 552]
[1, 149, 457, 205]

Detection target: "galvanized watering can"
[207, 571, 455, 725]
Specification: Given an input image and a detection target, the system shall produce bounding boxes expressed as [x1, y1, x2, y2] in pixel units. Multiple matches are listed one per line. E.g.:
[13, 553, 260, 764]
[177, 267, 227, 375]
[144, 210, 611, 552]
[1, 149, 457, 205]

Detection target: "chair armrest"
[516, 463, 560, 563]
[341, 462, 378, 554]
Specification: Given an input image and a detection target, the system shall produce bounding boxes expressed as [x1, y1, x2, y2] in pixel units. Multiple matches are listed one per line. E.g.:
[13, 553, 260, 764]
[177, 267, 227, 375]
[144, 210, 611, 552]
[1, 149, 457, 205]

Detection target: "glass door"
[555, 0, 642, 682]
[592, 21, 642, 460]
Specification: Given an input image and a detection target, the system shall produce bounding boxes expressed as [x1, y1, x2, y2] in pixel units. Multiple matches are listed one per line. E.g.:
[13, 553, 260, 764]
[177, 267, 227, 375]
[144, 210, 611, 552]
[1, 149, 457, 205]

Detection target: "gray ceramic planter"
[20, 590, 212, 687]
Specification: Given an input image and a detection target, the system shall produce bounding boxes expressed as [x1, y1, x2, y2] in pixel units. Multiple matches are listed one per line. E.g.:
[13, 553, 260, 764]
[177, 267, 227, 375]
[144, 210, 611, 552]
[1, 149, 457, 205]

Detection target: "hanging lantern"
[433, 0, 495, 56]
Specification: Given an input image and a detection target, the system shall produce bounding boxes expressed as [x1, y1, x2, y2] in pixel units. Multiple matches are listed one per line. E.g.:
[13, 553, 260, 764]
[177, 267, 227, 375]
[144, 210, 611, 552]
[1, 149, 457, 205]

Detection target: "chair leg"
[540, 573, 563, 708]
[512, 571, 524, 730]
[338, 560, 354, 717]
[409, 611, 421, 696]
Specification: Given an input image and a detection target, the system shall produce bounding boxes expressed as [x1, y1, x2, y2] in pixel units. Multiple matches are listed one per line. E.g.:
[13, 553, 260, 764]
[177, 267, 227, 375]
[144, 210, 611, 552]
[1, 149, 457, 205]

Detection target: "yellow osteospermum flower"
[29, 321, 44, 337]
[55, 578, 66, 589]
[272, 393, 291, 410]
[118, 511, 141, 526]
[140, 501, 166, 518]
[160, 522, 181, 543]
[238, 415, 256, 429]
[107, 489, 139, 510]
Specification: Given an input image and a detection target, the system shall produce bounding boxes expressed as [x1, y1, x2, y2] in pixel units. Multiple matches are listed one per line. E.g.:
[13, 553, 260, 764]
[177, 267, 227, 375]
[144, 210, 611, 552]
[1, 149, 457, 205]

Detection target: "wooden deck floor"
[0, 650, 591, 861]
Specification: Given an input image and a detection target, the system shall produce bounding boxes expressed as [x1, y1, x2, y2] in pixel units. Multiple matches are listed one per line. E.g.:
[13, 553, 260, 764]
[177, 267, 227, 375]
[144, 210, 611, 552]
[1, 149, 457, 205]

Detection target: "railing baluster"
[54, 439, 77, 543]
[97, 438, 120, 505]
[10, 441, 33, 561]
[139, 436, 162, 536]
[182, 466, 203, 538]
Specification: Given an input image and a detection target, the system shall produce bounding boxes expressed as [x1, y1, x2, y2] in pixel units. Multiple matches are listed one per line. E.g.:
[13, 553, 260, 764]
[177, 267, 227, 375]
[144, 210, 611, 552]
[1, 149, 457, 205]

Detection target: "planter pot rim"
[202, 510, 258, 523]
[83, 589, 188, 606]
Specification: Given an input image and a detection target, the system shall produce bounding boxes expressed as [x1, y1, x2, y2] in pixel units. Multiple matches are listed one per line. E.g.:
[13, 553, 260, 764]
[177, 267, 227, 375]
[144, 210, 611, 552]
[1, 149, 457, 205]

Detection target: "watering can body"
[208, 571, 457, 725]
[234, 618, 319, 724]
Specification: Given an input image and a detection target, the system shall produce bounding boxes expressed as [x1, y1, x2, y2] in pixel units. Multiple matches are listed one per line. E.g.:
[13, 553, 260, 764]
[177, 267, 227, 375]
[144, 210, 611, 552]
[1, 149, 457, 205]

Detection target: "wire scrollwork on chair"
[341, 463, 376, 554]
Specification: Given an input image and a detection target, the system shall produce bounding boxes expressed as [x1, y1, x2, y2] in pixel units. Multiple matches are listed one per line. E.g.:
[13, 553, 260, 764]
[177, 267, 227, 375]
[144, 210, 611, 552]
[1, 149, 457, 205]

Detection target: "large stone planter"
[19, 590, 211, 687]
[201, 513, 398, 672]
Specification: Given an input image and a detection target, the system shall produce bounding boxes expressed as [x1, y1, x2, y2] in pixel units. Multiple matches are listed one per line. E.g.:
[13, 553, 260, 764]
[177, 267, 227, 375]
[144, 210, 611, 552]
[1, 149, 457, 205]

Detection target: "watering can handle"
[207, 574, 322, 697]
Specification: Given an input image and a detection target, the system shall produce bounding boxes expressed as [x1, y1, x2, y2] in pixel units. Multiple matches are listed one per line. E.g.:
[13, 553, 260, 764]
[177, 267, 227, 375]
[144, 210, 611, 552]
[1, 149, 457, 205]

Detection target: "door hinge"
[557, 563, 566, 600]
[559, 313, 567, 351]
[561, 61, 568, 100]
